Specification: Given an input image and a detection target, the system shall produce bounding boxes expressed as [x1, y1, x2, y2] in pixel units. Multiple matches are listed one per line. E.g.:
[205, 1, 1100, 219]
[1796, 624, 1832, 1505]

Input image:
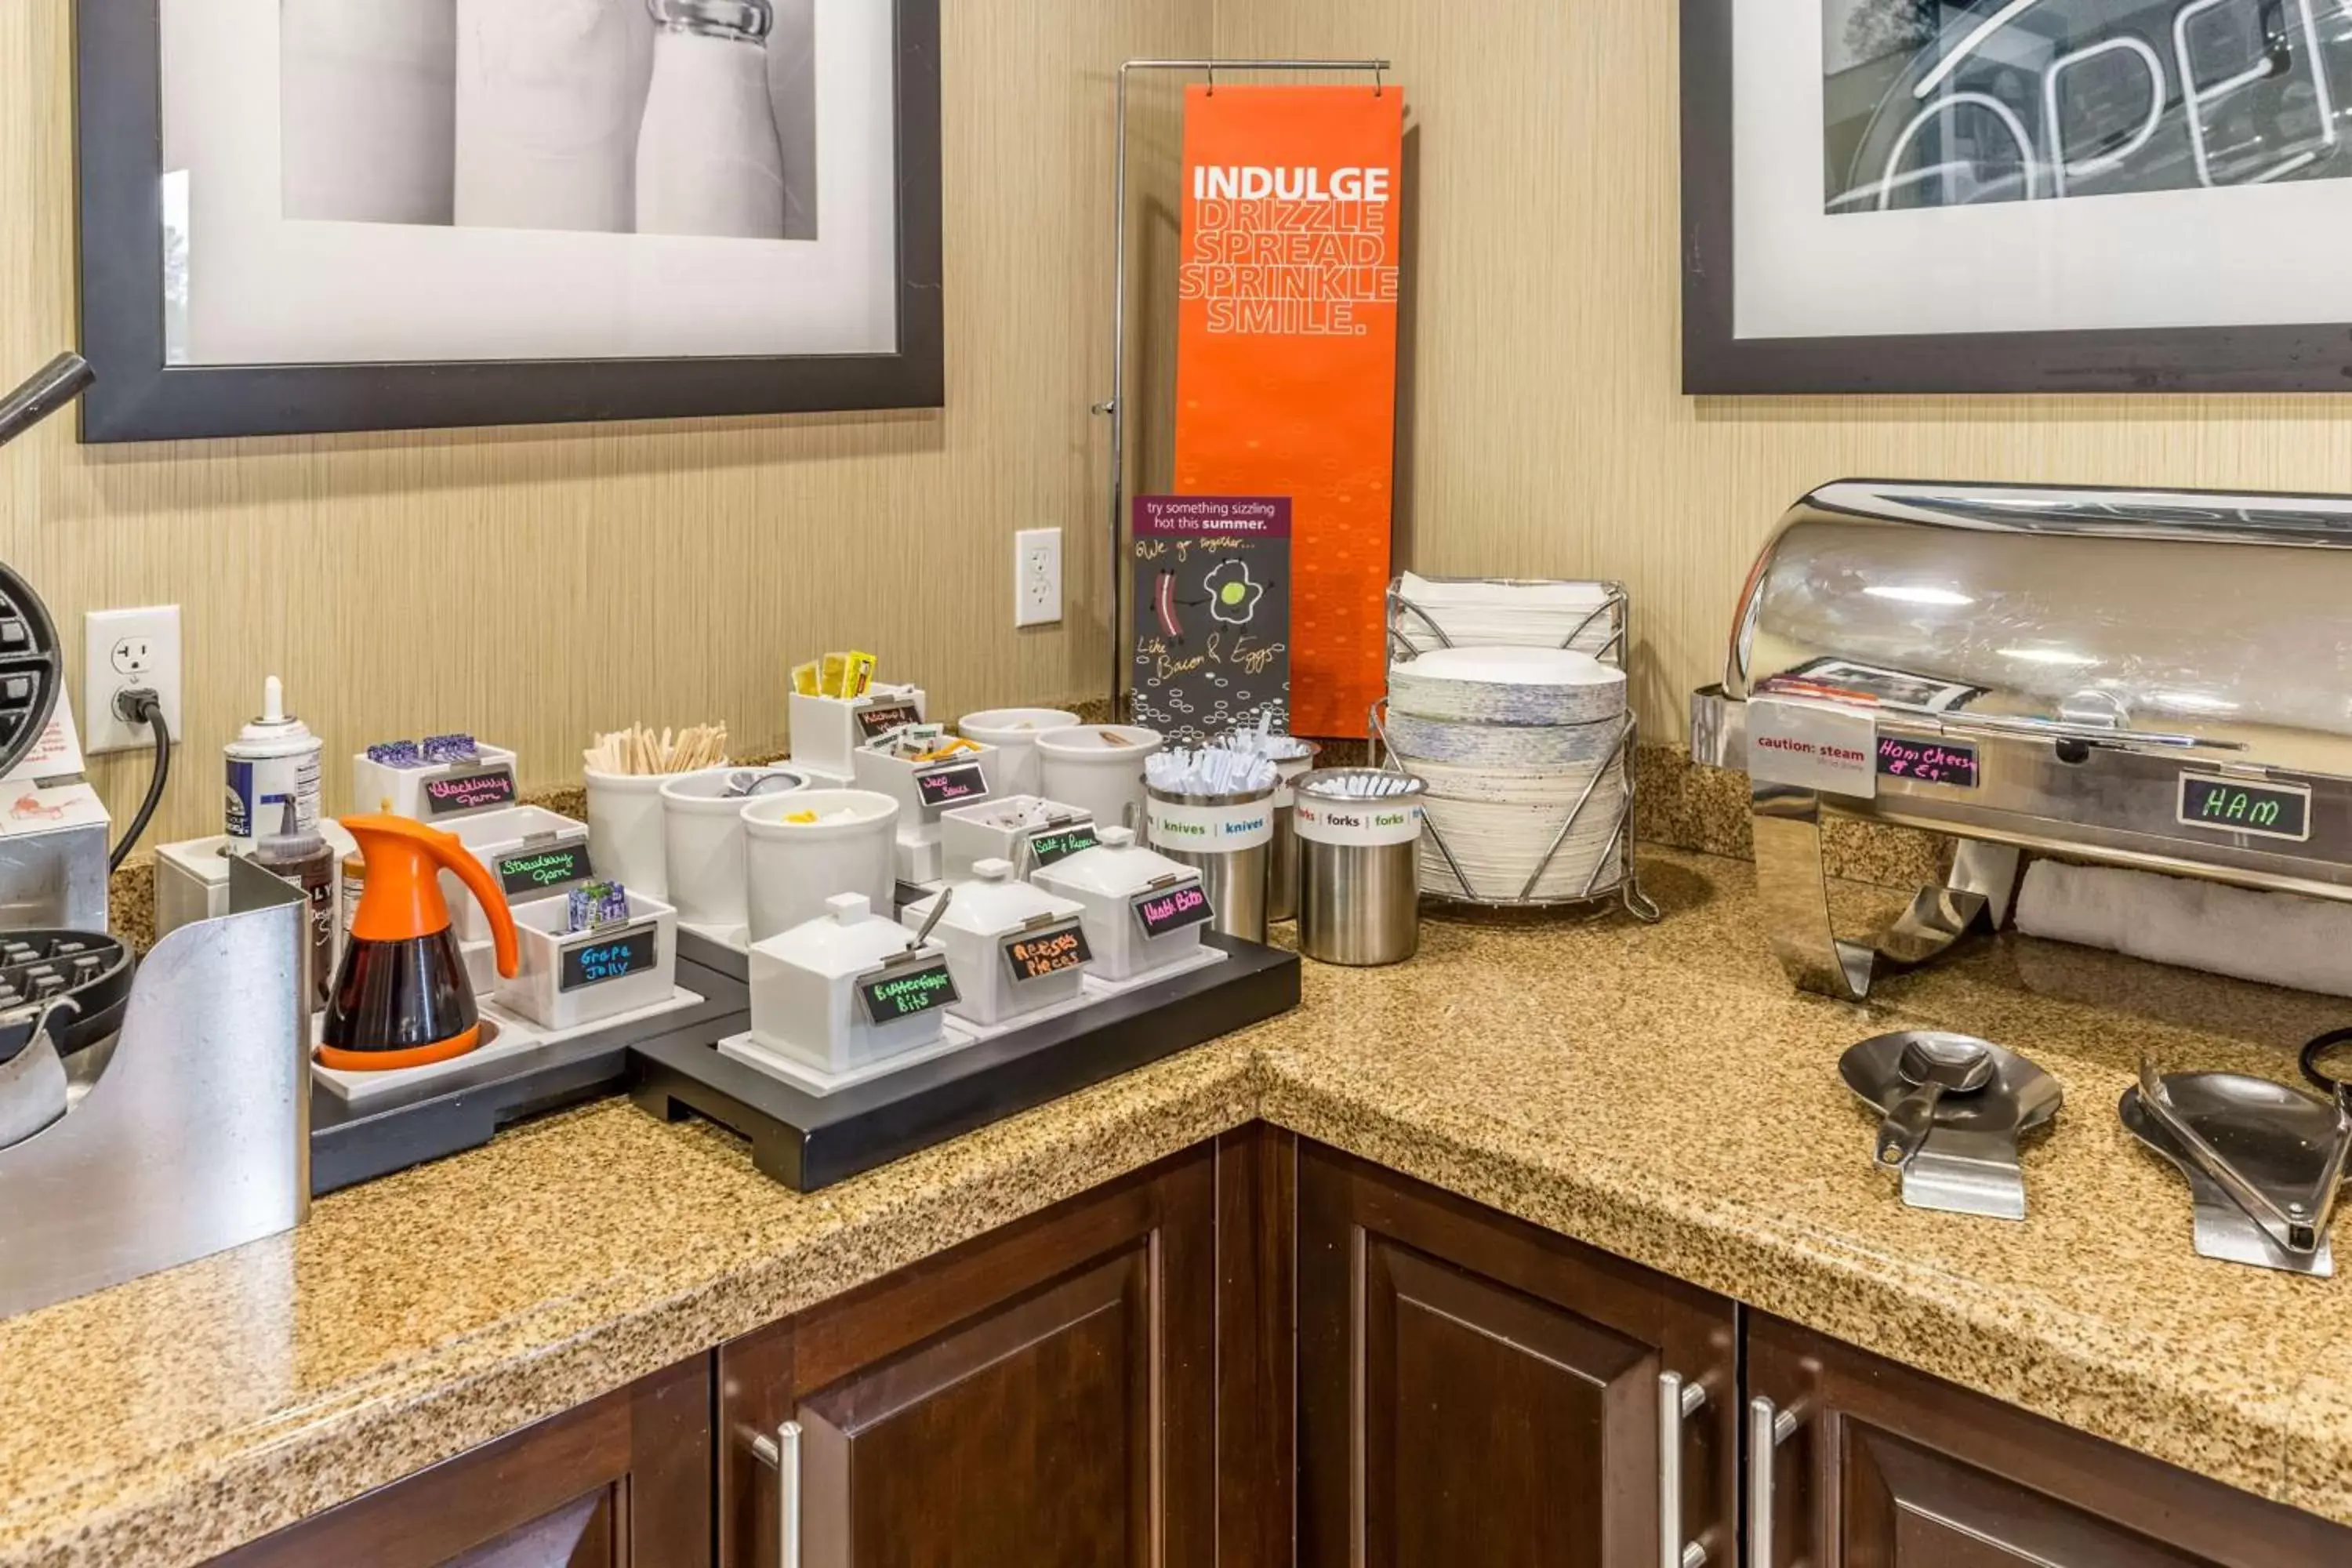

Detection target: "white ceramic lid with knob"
[1033, 825, 1198, 900]
[768, 892, 920, 979]
[903, 859, 1082, 939]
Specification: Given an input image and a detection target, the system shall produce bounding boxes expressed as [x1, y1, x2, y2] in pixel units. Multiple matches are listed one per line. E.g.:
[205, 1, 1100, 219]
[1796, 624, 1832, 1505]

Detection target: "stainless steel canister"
[1144, 781, 1276, 943]
[1262, 738, 1323, 924]
[1294, 768, 1427, 966]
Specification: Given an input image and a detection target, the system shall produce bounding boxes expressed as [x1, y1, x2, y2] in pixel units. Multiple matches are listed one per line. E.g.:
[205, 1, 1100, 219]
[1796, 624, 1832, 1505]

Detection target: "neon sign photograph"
[1682, 0, 2352, 393]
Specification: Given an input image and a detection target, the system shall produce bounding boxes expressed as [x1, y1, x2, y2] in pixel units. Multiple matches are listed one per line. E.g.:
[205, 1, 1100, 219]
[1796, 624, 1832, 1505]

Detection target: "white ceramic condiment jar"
[959, 709, 1081, 798]
[637, 0, 788, 238]
[901, 860, 1091, 1027]
[746, 893, 952, 1077]
[1033, 826, 1213, 982]
[740, 789, 900, 942]
[1036, 725, 1163, 837]
[454, 0, 655, 234]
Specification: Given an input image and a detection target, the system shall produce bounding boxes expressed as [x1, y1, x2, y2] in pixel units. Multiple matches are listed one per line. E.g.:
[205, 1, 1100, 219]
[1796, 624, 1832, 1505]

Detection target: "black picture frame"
[73, 0, 945, 443]
[1679, 0, 2352, 396]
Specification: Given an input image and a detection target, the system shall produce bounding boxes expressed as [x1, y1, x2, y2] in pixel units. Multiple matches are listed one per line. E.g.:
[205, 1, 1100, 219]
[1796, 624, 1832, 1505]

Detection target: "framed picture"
[1682, 0, 2352, 394]
[75, 0, 942, 442]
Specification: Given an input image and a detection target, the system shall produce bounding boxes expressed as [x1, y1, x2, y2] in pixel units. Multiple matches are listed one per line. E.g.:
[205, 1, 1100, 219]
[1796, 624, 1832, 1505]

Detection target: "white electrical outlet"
[84, 605, 183, 754]
[1015, 527, 1063, 628]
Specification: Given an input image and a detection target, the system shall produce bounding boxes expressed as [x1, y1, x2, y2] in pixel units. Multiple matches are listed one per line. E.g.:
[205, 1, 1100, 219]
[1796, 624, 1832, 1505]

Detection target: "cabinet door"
[717, 1144, 1216, 1568]
[1748, 1312, 2352, 1567]
[1298, 1142, 1738, 1568]
[208, 1357, 711, 1568]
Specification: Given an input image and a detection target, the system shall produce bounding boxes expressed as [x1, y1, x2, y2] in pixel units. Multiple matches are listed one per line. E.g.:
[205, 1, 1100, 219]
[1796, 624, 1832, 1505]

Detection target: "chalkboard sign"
[498, 840, 593, 898]
[1134, 881, 1214, 941]
[2179, 773, 2312, 843]
[915, 762, 990, 811]
[1004, 921, 1091, 983]
[1131, 495, 1291, 747]
[423, 764, 517, 817]
[856, 702, 924, 741]
[559, 923, 659, 992]
[1876, 736, 1979, 789]
[858, 957, 959, 1025]
[1025, 822, 1098, 869]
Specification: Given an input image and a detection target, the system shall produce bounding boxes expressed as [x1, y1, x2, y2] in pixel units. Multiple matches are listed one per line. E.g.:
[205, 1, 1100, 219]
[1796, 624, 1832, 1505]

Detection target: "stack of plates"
[1385, 643, 1632, 906]
[1390, 574, 1622, 662]
[1386, 646, 1626, 726]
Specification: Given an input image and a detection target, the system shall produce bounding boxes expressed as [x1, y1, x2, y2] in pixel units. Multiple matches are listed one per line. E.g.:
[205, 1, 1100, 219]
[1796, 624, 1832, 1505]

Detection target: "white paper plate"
[1388, 646, 1627, 726]
[1411, 757, 1629, 903]
[1392, 575, 1621, 662]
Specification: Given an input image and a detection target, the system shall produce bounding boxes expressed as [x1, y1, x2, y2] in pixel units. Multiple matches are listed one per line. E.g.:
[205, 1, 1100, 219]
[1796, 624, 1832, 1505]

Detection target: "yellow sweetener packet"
[818, 652, 849, 699]
[844, 651, 877, 699]
[791, 660, 822, 698]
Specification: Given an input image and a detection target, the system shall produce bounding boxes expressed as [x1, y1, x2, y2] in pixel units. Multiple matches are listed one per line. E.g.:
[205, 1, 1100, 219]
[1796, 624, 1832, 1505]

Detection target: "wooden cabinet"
[208, 1356, 711, 1568]
[1748, 1312, 2352, 1567]
[1297, 1142, 1738, 1568]
[715, 1142, 1219, 1568]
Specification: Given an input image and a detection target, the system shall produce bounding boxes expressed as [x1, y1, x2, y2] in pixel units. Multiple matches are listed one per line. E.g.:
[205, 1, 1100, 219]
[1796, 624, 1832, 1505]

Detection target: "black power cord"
[107, 688, 170, 873]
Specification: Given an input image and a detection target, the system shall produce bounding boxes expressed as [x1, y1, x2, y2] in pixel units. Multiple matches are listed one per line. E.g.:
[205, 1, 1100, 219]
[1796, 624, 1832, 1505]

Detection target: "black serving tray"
[308, 943, 749, 1195]
[629, 934, 1300, 1192]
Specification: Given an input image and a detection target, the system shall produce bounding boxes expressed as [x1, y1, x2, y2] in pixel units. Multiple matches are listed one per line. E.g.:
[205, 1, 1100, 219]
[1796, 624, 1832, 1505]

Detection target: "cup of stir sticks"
[583, 724, 730, 901]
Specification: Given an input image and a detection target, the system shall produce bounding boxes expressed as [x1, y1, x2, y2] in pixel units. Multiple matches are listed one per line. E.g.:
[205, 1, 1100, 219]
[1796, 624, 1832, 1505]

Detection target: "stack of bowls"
[1382, 645, 1630, 904]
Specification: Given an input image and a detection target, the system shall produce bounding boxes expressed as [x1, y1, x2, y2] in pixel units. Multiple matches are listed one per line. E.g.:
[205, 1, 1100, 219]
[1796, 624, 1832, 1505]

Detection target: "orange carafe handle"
[340, 814, 521, 979]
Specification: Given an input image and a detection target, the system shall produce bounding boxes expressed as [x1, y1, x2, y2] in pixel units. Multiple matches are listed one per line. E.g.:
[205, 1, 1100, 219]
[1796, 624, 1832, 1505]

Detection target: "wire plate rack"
[1378, 575, 1657, 920]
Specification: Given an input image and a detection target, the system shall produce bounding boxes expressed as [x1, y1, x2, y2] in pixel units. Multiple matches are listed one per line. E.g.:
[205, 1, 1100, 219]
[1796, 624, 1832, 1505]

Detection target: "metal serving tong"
[2124, 1056, 2352, 1272]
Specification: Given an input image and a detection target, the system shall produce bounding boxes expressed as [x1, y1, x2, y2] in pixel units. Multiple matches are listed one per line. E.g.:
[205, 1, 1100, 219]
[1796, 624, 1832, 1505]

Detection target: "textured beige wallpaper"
[1215, 0, 2352, 736]
[16, 0, 2352, 851]
[0, 1, 1208, 843]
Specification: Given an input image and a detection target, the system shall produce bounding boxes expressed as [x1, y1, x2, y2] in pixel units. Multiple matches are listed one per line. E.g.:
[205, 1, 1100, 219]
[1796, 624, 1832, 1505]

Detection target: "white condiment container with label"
[958, 709, 1081, 798]
[741, 789, 899, 942]
[938, 795, 1096, 884]
[1294, 769, 1428, 967]
[790, 684, 927, 784]
[900, 860, 1090, 1028]
[453, 0, 655, 234]
[851, 739, 998, 886]
[746, 893, 950, 1076]
[437, 805, 595, 942]
[1145, 782, 1276, 943]
[583, 767, 673, 900]
[354, 743, 521, 824]
[495, 890, 677, 1033]
[662, 765, 808, 929]
[1033, 826, 1214, 982]
[1036, 724, 1163, 835]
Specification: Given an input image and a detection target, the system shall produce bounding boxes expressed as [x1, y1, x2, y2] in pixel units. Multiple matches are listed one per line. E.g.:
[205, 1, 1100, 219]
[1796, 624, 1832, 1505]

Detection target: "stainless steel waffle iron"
[1692, 481, 2352, 1000]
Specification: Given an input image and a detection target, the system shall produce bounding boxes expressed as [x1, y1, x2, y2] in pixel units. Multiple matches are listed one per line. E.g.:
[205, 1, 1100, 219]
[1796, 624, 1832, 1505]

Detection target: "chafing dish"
[1691, 480, 2352, 999]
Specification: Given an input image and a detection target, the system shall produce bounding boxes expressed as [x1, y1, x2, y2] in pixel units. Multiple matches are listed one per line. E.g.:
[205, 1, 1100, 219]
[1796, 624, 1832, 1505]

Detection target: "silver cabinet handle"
[1658, 1370, 1709, 1568]
[1747, 1397, 1799, 1568]
[750, 1420, 804, 1568]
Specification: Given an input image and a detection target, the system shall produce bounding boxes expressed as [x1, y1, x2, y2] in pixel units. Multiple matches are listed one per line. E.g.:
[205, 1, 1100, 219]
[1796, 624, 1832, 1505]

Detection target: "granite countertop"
[8, 848, 2352, 1566]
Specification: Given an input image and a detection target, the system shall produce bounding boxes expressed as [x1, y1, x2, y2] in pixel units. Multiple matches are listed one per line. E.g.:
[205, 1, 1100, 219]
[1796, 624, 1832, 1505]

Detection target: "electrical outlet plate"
[84, 605, 183, 754]
[1016, 527, 1063, 629]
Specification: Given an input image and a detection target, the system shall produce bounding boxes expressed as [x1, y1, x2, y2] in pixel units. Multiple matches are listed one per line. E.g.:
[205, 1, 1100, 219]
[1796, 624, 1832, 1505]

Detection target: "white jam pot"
[901, 860, 1090, 1027]
[747, 893, 953, 1077]
[1033, 826, 1214, 982]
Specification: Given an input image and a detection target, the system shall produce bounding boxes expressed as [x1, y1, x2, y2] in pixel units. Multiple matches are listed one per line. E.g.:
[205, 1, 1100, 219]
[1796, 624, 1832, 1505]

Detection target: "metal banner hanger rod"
[1094, 56, 1392, 720]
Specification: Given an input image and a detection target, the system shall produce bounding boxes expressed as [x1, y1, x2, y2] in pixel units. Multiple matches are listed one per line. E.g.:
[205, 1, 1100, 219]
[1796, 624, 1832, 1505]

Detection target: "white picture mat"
[160, 0, 898, 365]
[1733, 0, 2352, 340]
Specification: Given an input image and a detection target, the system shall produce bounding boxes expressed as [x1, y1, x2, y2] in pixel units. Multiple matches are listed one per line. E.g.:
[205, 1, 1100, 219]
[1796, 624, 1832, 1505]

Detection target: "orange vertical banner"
[1173, 85, 1404, 739]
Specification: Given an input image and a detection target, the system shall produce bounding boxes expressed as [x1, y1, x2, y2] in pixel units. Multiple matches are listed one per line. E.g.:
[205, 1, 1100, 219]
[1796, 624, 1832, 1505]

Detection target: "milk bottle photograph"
[452, 0, 656, 234]
[279, 0, 457, 225]
[637, 0, 789, 239]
